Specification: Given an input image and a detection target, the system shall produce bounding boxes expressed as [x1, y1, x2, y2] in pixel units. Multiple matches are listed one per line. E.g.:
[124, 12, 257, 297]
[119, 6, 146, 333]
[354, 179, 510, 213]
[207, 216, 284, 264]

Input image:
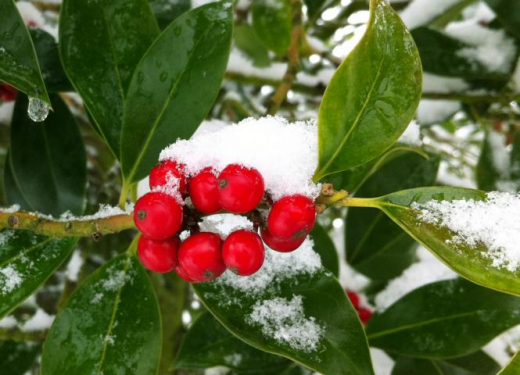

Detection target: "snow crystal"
[22, 309, 54, 331]
[213, 238, 322, 296]
[101, 270, 130, 292]
[223, 353, 242, 367]
[66, 250, 83, 282]
[59, 204, 132, 221]
[399, 0, 461, 29]
[247, 295, 323, 352]
[0, 266, 23, 295]
[413, 192, 520, 272]
[160, 116, 320, 200]
[417, 100, 461, 125]
[199, 214, 253, 239]
[0, 230, 16, 247]
[0, 205, 20, 214]
[398, 121, 422, 146]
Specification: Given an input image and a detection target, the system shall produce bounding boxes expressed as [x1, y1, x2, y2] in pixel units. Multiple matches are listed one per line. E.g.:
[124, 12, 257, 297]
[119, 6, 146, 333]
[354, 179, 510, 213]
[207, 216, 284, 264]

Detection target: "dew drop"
[27, 97, 50, 122]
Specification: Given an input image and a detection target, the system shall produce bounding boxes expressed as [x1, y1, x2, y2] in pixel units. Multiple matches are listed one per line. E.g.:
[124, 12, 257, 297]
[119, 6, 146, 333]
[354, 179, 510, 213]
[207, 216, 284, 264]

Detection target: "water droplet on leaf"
[27, 97, 50, 122]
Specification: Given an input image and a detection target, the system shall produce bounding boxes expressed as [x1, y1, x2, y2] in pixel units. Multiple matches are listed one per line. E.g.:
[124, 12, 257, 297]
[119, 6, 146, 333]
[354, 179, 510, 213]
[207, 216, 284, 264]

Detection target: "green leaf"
[346, 153, 439, 280]
[309, 224, 339, 277]
[150, 0, 191, 29]
[30, 29, 72, 93]
[392, 351, 500, 375]
[193, 243, 374, 375]
[0, 341, 41, 375]
[252, 0, 292, 56]
[41, 253, 161, 375]
[59, 0, 160, 156]
[3, 154, 31, 211]
[0, 230, 77, 319]
[121, 2, 233, 183]
[9, 94, 87, 216]
[499, 349, 520, 374]
[367, 278, 520, 358]
[375, 186, 520, 297]
[315, 0, 422, 181]
[484, 0, 520, 39]
[175, 312, 291, 374]
[235, 24, 271, 68]
[0, 0, 50, 105]
[303, 0, 327, 19]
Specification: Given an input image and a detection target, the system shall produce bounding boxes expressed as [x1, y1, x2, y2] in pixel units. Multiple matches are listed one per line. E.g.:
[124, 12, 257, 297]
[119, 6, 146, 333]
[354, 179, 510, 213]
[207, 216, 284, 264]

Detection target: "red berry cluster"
[134, 160, 317, 283]
[346, 290, 372, 324]
[0, 85, 17, 102]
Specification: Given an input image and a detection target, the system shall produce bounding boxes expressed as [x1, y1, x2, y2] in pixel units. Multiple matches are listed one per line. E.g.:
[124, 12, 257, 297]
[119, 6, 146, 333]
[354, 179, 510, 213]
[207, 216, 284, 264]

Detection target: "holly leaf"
[310, 224, 339, 277]
[121, 2, 233, 183]
[193, 240, 374, 375]
[252, 0, 292, 56]
[9, 94, 87, 216]
[41, 253, 161, 375]
[175, 312, 291, 374]
[235, 24, 270, 68]
[0, 0, 50, 105]
[367, 278, 520, 358]
[0, 230, 77, 319]
[314, 0, 422, 181]
[59, 0, 160, 156]
[0, 341, 41, 375]
[484, 0, 520, 39]
[150, 0, 191, 29]
[499, 349, 520, 374]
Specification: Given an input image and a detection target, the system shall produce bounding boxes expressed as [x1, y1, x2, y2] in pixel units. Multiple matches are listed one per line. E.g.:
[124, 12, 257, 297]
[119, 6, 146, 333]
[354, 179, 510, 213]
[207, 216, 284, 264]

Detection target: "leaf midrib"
[0, 237, 53, 269]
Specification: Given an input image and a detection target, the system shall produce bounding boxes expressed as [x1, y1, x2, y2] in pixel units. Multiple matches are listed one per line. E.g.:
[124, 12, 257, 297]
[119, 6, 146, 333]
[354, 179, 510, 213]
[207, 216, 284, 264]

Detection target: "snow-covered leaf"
[252, 0, 292, 56]
[9, 94, 86, 216]
[59, 0, 160, 156]
[121, 2, 233, 183]
[193, 240, 374, 375]
[375, 187, 520, 297]
[346, 153, 439, 280]
[484, 0, 520, 40]
[368, 278, 520, 358]
[0, 340, 41, 375]
[175, 312, 292, 373]
[0, 230, 76, 319]
[41, 253, 161, 375]
[310, 224, 339, 277]
[0, 0, 50, 106]
[315, 0, 422, 181]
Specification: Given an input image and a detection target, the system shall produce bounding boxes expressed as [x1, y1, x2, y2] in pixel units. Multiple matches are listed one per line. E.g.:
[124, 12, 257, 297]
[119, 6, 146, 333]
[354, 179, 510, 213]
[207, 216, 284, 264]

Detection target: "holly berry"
[138, 235, 179, 273]
[134, 192, 183, 240]
[267, 195, 316, 240]
[189, 168, 221, 214]
[0, 85, 17, 102]
[178, 232, 225, 282]
[260, 227, 305, 253]
[358, 308, 372, 324]
[222, 230, 264, 276]
[149, 159, 188, 195]
[218, 164, 264, 213]
[347, 291, 360, 309]
[175, 264, 196, 283]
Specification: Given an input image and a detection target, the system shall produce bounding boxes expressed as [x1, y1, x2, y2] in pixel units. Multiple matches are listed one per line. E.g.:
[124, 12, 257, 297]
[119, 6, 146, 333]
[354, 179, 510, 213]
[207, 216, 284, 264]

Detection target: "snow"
[0, 204, 20, 214]
[101, 270, 130, 292]
[199, 214, 254, 239]
[22, 308, 54, 331]
[0, 265, 23, 295]
[66, 250, 83, 282]
[160, 116, 320, 201]
[247, 295, 323, 353]
[399, 0, 461, 30]
[413, 192, 520, 272]
[375, 247, 457, 311]
[417, 100, 461, 125]
[371, 348, 394, 375]
[423, 73, 469, 94]
[0, 230, 16, 247]
[0, 315, 17, 329]
[58, 204, 132, 221]
[0, 102, 14, 124]
[16, 1, 45, 28]
[223, 353, 242, 367]
[398, 121, 422, 146]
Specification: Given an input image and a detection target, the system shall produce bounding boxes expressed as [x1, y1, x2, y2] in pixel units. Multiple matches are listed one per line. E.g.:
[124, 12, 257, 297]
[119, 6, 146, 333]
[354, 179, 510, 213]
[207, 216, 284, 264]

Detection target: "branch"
[0, 210, 135, 238]
[266, 0, 303, 115]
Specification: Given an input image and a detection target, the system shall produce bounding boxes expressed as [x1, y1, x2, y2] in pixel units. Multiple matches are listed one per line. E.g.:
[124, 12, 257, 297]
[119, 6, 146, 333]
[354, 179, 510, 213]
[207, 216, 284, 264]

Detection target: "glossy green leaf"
[193, 244, 374, 375]
[150, 0, 190, 29]
[41, 253, 161, 375]
[10, 94, 86, 216]
[0, 230, 77, 319]
[375, 186, 520, 296]
[392, 351, 500, 375]
[59, 0, 160, 156]
[315, 0, 422, 181]
[303, 0, 327, 19]
[30, 29, 72, 93]
[235, 24, 270, 68]
[175, 312, 291, 374]
[484, 0, 520, 39]
[499, 349, 520, 374]
[121, 2, 233, 183]
[0, 0, 50, 105]
[367, 278, 520, 358]
[252, 0, 292, 56]
[310, 224, 339, 277]
[0, 341, 41, 375]
[346, 153, 439, 280]
[3, 154, 31, 211]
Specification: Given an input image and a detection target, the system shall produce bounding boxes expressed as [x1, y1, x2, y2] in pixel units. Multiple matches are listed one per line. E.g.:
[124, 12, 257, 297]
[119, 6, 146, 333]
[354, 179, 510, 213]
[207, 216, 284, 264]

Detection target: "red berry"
[218, 164, 264, 213]
[347, 291, 360, 309]
[267, 195, 316, 240]
[189, 168, 221, 214]
[222, 230, 264, 276]
[149, 160, 188, 195]
[358, 308, 372, 324]
[138, 235, 179, 273]
[175, 264, 196, 283]
[260, 227, 305, 253]
[0, 85, 17, 102]
[178, 232, 225, 282]
[134, 192, 183, 240]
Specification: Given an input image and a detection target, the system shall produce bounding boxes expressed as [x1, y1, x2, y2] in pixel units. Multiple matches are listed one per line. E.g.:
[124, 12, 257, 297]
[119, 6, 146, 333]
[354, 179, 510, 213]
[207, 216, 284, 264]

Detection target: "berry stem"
[118, 182, 132, 209]
[0, 210, 135, 238]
